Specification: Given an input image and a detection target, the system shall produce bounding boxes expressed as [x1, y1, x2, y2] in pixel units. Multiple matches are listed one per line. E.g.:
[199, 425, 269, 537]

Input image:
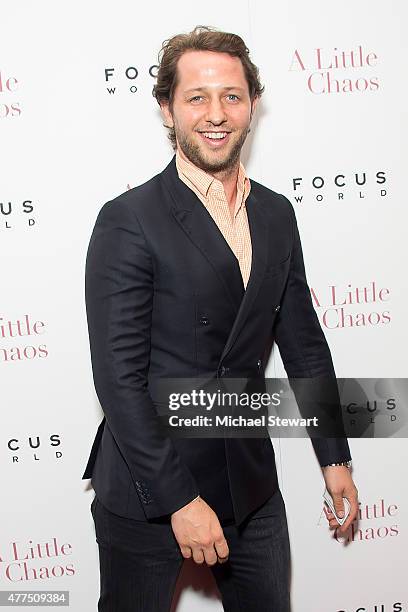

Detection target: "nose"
[205, 98, 227, 126]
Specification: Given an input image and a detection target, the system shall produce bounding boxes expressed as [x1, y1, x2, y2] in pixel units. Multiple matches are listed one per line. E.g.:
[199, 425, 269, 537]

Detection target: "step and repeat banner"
[1, 1, 407, 610]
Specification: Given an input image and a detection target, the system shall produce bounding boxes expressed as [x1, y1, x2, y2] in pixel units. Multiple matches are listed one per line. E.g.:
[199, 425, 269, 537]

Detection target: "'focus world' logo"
[291, 170, 387, 203]
[0, 199, 37, 230]
[6, 433, 63, 465]
[336, 602, 403, 612]
[104, 64, 159, 94]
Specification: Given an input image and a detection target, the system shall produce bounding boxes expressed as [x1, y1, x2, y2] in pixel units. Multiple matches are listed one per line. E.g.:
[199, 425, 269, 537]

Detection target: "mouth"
[197, 131, 231, 148]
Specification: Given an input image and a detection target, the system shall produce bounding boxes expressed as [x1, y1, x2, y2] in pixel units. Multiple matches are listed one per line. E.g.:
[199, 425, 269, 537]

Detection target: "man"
[83, 26, 358, 612]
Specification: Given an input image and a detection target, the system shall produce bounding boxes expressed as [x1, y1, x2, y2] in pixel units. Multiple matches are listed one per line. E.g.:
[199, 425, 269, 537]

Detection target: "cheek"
[228, 107, 252, 128]
[177, 109, 204, 131]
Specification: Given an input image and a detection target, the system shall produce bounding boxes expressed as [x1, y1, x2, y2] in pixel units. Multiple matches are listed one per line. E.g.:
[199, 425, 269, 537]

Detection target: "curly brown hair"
[152, 25, 264, 150]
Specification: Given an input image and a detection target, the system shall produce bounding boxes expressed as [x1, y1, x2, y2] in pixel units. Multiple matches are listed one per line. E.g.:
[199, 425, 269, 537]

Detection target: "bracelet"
[322, 461, 352, 468]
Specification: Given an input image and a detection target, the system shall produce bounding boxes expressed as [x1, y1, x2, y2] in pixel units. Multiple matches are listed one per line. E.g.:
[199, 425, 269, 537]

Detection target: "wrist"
[171, 494, 200, 518]
[185, 494, 200, 507]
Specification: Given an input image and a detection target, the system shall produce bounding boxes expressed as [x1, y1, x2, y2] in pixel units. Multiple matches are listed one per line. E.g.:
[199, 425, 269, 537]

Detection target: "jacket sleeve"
[273, 194, 352, 466]
[85, 199, 199, 519]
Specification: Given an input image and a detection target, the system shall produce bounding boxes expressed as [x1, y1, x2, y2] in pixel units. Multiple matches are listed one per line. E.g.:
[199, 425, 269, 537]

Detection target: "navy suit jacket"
[82, 155, 351, 526]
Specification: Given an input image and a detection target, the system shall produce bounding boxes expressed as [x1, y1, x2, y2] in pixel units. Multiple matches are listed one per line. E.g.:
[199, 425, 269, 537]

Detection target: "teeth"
[202, 132, 227, 140]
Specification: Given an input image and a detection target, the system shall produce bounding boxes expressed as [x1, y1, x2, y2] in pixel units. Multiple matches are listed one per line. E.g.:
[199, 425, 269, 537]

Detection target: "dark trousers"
[91, 489, 291, 611]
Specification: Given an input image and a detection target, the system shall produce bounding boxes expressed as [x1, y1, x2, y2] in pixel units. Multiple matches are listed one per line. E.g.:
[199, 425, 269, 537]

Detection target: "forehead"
[175, 50, 247, 91]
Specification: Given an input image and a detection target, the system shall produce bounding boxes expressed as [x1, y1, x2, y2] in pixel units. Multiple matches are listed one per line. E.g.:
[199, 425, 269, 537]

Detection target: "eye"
[189, 95, 204, 103]
[227, 94, 240, 101]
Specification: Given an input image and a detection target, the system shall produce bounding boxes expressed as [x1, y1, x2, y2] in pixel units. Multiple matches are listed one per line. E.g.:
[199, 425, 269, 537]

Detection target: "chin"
[201, 147, 231, 162]
[200, 156, 231, 172]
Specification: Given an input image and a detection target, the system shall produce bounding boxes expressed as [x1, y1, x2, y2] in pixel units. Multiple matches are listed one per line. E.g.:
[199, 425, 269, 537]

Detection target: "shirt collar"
[175, 149, 251, 203]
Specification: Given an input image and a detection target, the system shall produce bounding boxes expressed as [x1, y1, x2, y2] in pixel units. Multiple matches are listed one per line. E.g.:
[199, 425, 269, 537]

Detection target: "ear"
[160, 100, 174, 128]
[250, 96, 259, 120]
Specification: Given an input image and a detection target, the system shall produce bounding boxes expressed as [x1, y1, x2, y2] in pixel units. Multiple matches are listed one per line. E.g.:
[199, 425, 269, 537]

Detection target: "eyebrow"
[183, 86, 246, 94]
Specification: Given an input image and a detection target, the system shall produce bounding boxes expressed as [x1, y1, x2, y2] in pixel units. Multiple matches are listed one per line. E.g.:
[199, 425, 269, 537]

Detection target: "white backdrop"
[1, 1, 407, 610]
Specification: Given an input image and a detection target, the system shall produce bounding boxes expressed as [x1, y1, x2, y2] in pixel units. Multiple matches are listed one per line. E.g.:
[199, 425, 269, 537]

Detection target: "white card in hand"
[323, 488, 351, 526]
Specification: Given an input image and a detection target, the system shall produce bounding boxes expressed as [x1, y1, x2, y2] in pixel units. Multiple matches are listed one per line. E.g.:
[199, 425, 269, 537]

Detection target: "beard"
[175, 124, 250, 174]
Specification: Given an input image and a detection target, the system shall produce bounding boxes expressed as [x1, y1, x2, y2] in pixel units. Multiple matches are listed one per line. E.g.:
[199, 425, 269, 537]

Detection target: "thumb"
[332, 494, 345, 518]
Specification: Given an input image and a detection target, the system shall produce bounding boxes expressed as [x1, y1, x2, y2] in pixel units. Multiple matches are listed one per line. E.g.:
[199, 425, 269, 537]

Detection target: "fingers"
[180, 545, 192, 559]
[214, 535, 230, 564]
[194, 536, 229, 566]
[332, 494, 346, 520]
[324, 505, 341, 529]
[187, 544, 226, 566]
[192, 548, 205, 564]
[182, 537, 229, 566]
[323, 491, 359, 534]
[339, 491, 359, 533]
[171, 502, 230, 566]
[202, 545, 218, 566]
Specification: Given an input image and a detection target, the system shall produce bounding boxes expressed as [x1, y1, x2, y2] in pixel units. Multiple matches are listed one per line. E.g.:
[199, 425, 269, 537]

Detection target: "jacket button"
[257, 359, 262, 369]
[199, 316, 209, 325]
[275, 305, 280, 312]
[219, 366, 230, 377]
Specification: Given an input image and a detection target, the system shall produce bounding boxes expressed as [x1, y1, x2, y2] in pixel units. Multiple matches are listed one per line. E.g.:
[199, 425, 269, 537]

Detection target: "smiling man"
[83, 26, 358, 612]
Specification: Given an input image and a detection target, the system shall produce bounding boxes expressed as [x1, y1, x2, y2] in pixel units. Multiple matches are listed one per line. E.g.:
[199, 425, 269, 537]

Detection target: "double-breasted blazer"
[82, 155, 351, 526]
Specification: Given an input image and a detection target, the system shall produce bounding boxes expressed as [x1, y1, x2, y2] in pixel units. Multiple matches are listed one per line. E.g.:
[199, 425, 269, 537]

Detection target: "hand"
[171, 496, 229, 565]
[322, 466, 358, 535]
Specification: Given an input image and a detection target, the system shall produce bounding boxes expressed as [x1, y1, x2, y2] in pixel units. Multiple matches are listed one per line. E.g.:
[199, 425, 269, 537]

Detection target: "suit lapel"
[161, 155, 268, 363]
[218, 190, 268, 363]
[161, 156, 244, 312]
